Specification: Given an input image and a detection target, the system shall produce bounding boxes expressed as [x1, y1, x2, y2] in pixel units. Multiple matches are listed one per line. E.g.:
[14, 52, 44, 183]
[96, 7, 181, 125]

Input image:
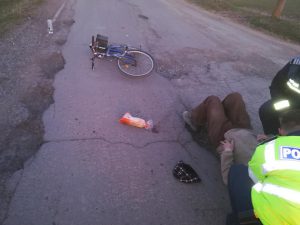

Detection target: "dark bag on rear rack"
[96, 34, 108, 49]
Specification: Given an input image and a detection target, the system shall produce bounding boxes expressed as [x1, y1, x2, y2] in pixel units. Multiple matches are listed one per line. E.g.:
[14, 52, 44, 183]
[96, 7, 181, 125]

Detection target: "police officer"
[259, 56, 300, 135]
[227, 109, 300, 225]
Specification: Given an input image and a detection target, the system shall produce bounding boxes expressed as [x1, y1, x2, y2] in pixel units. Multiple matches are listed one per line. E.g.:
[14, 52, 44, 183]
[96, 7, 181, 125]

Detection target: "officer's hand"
[220, 139, 234, 152]
[257, 134, 268, 142]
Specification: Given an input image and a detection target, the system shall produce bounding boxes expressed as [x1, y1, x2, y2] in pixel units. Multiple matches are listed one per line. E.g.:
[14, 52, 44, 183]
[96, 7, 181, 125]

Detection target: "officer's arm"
[269, 62, 290, 99]
[248, 145, 266, 182]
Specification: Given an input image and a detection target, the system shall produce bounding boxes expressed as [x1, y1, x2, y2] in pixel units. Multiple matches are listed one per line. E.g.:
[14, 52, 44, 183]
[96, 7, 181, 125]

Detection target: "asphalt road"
[3, 0, 300, 225]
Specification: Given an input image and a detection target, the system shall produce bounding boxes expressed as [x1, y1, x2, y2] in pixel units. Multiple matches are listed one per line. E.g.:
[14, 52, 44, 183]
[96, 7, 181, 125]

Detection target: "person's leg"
[227, 164, 253, 214]
[226, 213, 239, 225]
[222, 92, 252, 129]
[259, 100, 280, 135]
[191, 96, 233, 147]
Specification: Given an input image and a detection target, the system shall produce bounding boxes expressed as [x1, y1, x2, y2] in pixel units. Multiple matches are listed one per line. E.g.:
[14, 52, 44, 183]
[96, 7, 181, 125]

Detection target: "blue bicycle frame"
[106, 45, 126, 57]
[90, 41, 137, 70]
[106, 45, 136, 66]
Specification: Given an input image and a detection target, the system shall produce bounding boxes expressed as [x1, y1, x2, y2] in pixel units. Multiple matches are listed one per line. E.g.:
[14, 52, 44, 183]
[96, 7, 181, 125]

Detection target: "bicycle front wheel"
[117, 50, 154, 77]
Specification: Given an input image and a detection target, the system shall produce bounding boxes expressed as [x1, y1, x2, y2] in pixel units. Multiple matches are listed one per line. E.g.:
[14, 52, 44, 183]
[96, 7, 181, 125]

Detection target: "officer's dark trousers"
[259, 100, 280, 135]
[227, 164, 254, 225]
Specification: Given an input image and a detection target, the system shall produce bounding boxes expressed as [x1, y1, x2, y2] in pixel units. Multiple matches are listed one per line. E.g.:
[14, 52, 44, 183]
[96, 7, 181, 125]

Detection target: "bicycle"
[89, 34, 154, 77]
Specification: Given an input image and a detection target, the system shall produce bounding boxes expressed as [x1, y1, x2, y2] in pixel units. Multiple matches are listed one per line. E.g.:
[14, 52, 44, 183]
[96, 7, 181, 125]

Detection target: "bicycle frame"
[106, 45, 127, 57]
[89, 34, 154, 77]
[90, 44, 136, 70]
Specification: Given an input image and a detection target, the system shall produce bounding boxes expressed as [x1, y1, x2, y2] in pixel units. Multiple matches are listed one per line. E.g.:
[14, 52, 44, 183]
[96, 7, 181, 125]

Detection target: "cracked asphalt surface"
[2, 0, 300, 225]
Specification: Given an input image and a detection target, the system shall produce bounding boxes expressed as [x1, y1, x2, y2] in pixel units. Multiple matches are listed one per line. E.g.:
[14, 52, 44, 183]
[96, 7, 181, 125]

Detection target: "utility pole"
[272, 0, 286, 19]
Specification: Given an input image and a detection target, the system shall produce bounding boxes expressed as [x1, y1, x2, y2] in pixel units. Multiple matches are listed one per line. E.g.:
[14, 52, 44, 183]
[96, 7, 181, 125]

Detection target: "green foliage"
[188, 0, 300, 43]
[0, 0, 43, 34]
[249, 16, 300, 43]
[230, 0, 300, 19]
[188, 0, 231, 11]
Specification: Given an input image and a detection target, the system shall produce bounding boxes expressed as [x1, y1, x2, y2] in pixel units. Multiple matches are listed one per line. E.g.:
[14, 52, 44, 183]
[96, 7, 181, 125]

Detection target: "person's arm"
[220, 139, 234, 185]
[256, 134, 268, 142]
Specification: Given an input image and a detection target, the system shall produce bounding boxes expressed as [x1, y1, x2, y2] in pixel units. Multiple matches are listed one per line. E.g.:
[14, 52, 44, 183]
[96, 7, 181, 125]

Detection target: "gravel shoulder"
[0, 0, 74, 223]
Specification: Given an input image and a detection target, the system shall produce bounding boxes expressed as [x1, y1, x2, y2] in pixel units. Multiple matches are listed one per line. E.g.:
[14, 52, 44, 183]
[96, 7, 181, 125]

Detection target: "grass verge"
[0, 0, 43, 35]
[188, 0, 300, 44]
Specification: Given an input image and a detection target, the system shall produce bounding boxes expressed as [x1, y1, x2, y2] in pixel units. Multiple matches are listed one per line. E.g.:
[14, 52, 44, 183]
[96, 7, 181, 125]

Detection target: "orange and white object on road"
[119, 112, 153, 130]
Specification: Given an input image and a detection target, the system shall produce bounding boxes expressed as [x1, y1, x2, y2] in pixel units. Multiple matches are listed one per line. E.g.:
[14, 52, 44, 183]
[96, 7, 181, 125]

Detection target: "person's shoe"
[182, 111, 197, 131]
[193, 126, 212, 150]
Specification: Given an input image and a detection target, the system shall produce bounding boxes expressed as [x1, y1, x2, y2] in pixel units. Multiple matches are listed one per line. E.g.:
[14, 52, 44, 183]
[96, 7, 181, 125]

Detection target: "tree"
[272, 0, 286, 19]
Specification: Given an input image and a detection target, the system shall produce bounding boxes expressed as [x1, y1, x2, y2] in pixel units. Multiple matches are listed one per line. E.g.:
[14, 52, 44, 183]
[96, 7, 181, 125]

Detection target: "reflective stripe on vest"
[287, 79, 300, 94]
[248, 167, 258, 183]
[264, 140, 276, 162]
[253, 182, 300, 205]
[263, 161, 300, 173]
[273, 100, 290, 111]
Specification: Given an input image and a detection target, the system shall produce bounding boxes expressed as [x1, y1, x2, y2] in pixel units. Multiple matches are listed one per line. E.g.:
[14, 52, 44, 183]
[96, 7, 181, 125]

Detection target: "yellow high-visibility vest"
[248, 136, 300, 225]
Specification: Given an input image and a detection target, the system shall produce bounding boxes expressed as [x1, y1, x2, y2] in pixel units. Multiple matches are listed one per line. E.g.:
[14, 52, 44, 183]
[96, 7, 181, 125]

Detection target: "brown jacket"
[218, 128, 258, 185]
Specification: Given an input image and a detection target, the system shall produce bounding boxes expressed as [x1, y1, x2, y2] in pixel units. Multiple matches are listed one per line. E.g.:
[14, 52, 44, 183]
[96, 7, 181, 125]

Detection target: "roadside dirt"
[0, 0, 74, 223]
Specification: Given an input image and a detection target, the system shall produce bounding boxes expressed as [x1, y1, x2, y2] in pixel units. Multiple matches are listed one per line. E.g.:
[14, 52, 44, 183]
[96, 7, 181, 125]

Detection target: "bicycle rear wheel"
[117, 50, 154, 77]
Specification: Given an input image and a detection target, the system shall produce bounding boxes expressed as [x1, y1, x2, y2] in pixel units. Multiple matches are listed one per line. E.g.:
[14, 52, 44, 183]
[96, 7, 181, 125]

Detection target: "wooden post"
[272, 0, 287, 19]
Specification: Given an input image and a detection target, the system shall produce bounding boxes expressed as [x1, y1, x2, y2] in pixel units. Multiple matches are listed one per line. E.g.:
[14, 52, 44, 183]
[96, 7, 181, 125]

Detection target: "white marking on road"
[47, 1, 67, 34]
[52, 1, 67, 22]
[47, 19, 53, 34]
